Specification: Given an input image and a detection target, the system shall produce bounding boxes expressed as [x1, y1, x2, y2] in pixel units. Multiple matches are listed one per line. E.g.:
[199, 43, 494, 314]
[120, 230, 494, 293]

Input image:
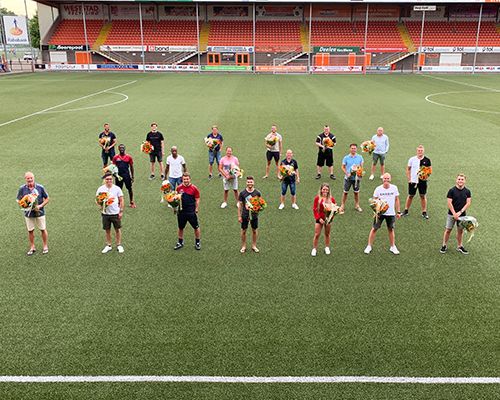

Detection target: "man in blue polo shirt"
[16, 171, 50, 255]
[340, 143, 364, 213]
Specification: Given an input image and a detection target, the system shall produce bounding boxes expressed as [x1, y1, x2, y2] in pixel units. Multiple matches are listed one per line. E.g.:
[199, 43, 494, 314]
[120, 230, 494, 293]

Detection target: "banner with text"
[420, 46, 500, 53]
[60, 4, 104, 19]
[3, 16, 29, 45]
[256, 5, 303, 19]
[313, 46, 361, 54]
[207, 46, 254, 53]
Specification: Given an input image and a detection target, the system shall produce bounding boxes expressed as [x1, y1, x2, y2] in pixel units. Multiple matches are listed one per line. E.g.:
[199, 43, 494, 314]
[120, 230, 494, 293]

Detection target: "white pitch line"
[0, 375, 499, 384]
[0, 80, 136, 128]
[423, 74, 500, 92]
[42, 92, 129, 114]
[425, 90, 500, 115]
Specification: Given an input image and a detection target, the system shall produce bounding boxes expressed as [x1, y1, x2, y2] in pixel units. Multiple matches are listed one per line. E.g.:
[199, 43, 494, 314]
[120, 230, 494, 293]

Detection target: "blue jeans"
[168, 176, 182, 190]
[281, 181, 296, 196]
[208, 150, 221, 166]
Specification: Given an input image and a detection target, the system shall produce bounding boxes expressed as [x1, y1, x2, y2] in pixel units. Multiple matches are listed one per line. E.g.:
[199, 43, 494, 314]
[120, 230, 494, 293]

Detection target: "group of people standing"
[17, 123, 472, 257]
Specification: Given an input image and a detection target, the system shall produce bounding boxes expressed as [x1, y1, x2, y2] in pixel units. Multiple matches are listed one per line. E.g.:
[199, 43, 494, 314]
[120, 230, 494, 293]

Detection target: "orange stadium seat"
[48, 20, 104, 46]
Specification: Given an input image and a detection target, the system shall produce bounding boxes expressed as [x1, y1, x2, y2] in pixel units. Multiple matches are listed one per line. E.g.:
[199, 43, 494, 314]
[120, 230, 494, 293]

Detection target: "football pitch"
[0, 72, 499, 399]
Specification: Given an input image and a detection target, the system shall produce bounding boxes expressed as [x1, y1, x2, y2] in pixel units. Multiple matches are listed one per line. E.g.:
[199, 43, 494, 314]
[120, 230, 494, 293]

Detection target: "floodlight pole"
[417, 10, 426, 72]
[308, 2, 312, 74]
[252, 3, 256, 73]
[196, 2, 201, 73]
[472, 3, 483, 75]
[82, 3, 90, 72]
[139, 3, 145, 72]
[363, 3, 369, 75]
[24, 0, 35, 71]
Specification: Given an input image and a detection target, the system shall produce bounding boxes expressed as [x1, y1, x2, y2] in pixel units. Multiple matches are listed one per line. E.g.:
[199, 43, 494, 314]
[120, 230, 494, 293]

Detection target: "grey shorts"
[372, 153, 386, 165]
[445, 214, 461, 230]
[343, 177, 360, 193]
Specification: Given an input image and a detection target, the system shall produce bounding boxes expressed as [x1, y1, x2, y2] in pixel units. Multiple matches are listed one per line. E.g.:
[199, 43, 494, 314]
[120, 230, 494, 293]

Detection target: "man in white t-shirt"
[97, 173, 125, 254]
[263, 124, 283, 179]
[165, 146, 187, 190]
[402, 145, 432, 219]
[364, 173, 401, 255]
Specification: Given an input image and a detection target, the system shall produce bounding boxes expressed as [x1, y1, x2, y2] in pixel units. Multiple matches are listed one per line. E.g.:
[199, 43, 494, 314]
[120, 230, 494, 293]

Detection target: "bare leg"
[313, 223, 322, 249]
[233, 190, 239, 202]
[457, 227, 464, 247]
[252, 229, 258, 249]
[420, 195, 427, 213]
[264, 160, 271, 177]
[388, 227, 395, 247]
[328, 166, 334, 175]
[150, 162, 155, 175]
[354, 192, 360, 208]
[194, 227, 201, 240]
[28, 230, 35, 250]
[41, 229, 48, 250]
[291, 195, 296, 205]
[178, 228, 184, 241]
[324, 224, 331, 247]
[115, 228, 122, 246]
[442, 228, 452, 246]
[371, 163, 376, 176]
[223, 190, 229, 203]
[405, 195, 414, 211]
[380, 164, 385, 176]
[105, 229, 112, 246]
[275, 160, 280, 178]
[368, 227, 377, 246]
[241, 229, 247, 250]
[340, 193, 348, 210]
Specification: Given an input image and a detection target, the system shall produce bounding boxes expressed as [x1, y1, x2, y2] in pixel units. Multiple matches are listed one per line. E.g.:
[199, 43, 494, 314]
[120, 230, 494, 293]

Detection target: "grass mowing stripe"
[0, 80, 137, 128]
[0, 375, 499, 384]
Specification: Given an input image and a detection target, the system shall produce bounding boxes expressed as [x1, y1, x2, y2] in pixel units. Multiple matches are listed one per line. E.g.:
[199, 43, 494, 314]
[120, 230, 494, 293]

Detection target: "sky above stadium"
[0, 0, 36, 18]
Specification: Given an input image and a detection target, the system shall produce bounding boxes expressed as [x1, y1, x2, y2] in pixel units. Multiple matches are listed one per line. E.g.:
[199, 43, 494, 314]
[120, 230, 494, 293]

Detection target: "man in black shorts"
[98, 123, 117, 167]
[146, 122, 165, 180]
[402, 145, 432, 219]
[315, 125, 336, 180]
[238, 176, 261, 253]
[174, 173, 201, 251]
[112, 144, 135, 208]
[440, 174, 472, 255]
[263, 124, 282, 179]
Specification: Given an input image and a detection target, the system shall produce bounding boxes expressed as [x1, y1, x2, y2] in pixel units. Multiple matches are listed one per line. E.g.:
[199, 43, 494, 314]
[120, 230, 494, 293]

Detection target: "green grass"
[0, 72, 499, 399]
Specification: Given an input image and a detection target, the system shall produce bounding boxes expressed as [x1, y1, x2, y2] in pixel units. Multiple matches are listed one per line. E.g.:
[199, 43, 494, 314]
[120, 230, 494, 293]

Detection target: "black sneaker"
[149, 174, 155, 180]
[315, 174, 321, 180]
[422, 212, 429, 219]
[457, 246, 469, 255]
[401, 210, 409, 217]
[218, 173, 222, 178]
[440, 245, 447, 254]
[208, 174, 213, 180]
[330, 174, 336, 180]
[174, 242, 184, 250]
[195, 242, 201, 251]
[161, 174, 165, 180]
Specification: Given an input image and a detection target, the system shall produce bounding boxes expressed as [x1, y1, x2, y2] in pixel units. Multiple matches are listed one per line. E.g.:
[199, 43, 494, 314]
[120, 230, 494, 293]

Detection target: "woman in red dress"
[312, 183, 336, 256]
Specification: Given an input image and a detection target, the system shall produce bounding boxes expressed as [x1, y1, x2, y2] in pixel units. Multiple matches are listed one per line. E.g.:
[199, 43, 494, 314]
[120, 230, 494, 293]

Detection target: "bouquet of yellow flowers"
[99, 136, 111, 147]
[96, 192, 115, 212]
[369, 197, 389, 220]
[351, 164, 365, 183]
[246, 196, 267, 214]
[458, 216, 478, 243]
[417, 165, 432, 181]
[160, 180, 172, 203]
[323, 202, 341, 225]
[229, 165, 244, 178]
[204, 137, 221, 151]
[323, 137, 335, 149]
[102, 164, 122, 181]
[164, 191, 182, 210]
[265, 133, 279, 147]
[140, 141, 154, 154]
[18, 193, 39, 215]
[279, 164, 295, 179]
[361, 140, 376, 155]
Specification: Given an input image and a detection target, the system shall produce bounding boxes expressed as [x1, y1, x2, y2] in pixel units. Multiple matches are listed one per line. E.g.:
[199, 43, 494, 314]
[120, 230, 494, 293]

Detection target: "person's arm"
[161, 139, 165, 156]
[37, 194, 50, 210]
[406, 165, 411, 182]
[447, 197, 459, 220]
[385, 136, 389, 153]
[315, 136, 324, 150]
[342, 162, 348, 177]
[219, 138, 224, 153]
[130, 164, 135, 182]
[279, 136, 283, 154]
[118, 195, 124, 219]
[182, 163, 187, 173]
[295, 162, 300, 183]
[109, 135, 117, 149]
[218, 160, 224, 176]
[237, 196, 243, 222]
[195, 197, 200, 214]
[395, 195, 401, 219]
[165, 162, 170, 177]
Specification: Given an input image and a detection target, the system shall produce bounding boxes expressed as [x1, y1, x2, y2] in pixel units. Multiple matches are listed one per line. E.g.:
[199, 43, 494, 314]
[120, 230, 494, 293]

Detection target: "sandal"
[251, 247, 260, 253]
[240, 247, 246, 253]
[27, 249, 36, 256]
[42, 248, 49, 254]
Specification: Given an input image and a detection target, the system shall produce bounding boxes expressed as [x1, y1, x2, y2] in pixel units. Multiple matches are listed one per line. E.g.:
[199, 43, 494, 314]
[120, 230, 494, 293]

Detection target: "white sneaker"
[220, 202, 227, 209]
[390, 246, 400, 255]
[369, 174, 374, 180]
[117, 245, 124, 253]
[278, 203, 285, 210]
[324, 247, 331, 255]
[364, 245, 372, 254]
[292, 203, 299, 210]
[101, 245, 112, 254]
[311, 248, 317, 257]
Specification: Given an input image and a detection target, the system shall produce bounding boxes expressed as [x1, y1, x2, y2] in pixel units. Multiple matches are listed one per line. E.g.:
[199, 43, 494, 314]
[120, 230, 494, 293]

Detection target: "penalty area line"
[0, 80, 137, 128]
[0, 375, 499, 384]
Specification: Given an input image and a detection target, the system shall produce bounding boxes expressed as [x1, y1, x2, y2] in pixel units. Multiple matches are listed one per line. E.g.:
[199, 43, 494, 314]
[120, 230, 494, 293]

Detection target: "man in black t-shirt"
[98, 123, 117, 167]
[145, 122, 165, 180]
[238, 176, 261, 253]
[315, 125, 336, 180]
[440, 174, 472, 255]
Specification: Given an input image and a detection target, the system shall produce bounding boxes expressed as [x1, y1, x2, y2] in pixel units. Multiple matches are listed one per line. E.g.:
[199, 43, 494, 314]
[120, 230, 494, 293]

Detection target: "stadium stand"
[405, 21, 500, 47]
[48, 20, 104, 46]
[311, 21, 406, 50]
[208, 21, 253, 46]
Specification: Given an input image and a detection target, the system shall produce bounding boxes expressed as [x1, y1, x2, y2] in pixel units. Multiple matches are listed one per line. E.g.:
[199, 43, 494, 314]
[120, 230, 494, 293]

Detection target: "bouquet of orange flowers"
[18, 193, 39, 215]
[361, 140, 376, 155]
[458, 216, 478, 243]
[204, 137, 221, 151]
[351, 164, 365, 183]
[246, 196, 267, 214]
[265, 133, 279, 147]
[323, 137, 335, 150]
[229, 165, 244, 178]
[102, 164, 122, 181]
[369, 197, 389, 220]
[140, 141, 154, 154]
[417, 165, 432, 181]
[160, 180, 172, 203]
[279, 164, 295, 179]
[99, 136, 111, 147]
[96, 192, 115, 212]
[164, 191, 182, 210]
[323, 202, 341, 225]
